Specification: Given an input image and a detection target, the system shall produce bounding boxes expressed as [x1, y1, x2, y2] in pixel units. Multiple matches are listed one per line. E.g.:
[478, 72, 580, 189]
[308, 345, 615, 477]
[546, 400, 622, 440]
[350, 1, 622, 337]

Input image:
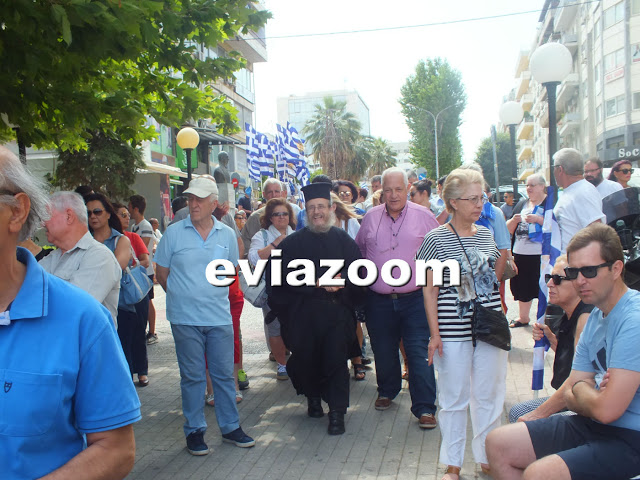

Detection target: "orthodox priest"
[266, 182, 366, 435]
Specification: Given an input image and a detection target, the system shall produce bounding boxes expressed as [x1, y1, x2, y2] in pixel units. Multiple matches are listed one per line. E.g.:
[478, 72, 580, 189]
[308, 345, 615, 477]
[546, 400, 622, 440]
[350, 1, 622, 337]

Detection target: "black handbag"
[449, 223, 512, 351]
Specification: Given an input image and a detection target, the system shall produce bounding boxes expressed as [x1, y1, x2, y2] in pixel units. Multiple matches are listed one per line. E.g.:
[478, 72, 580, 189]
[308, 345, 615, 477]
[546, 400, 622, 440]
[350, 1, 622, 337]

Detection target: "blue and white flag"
[245, 123, 261, 182]
[257, 133, 275, 177]
[532, 186, 562, 391]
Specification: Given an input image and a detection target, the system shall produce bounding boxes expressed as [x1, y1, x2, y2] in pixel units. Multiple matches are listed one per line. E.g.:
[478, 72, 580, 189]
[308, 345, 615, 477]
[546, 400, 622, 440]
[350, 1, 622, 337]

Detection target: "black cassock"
[266, 226, 366, 413]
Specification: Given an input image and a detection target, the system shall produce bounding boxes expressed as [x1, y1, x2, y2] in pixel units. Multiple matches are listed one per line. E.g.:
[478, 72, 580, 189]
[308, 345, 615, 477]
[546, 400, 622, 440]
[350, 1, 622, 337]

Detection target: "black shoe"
[327, 411, 345, 435]
[186, 430, 209, 456]
[360, 356, 372, 366]
[307, 397, 324, 418]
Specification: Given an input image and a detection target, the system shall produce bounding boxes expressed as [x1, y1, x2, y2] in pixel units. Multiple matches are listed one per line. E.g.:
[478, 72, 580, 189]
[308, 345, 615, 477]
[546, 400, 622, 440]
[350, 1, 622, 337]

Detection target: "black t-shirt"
[237, 195, 252, 213]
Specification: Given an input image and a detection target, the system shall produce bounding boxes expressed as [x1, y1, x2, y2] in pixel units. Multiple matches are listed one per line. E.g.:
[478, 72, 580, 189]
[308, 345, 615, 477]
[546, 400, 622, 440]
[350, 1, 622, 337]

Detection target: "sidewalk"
[128, 289, 554, 480]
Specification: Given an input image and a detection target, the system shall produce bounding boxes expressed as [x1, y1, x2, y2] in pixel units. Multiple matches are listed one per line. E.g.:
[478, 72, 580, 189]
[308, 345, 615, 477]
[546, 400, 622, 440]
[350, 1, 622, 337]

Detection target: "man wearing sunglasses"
[552, 148, 605, 253]
[487, 223, 640, 480]
[583, 157, 623, 199]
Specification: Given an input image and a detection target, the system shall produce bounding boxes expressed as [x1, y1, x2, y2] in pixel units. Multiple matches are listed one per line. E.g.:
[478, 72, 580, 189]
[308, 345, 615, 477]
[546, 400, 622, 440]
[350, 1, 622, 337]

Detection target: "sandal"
[442, 466, 461, 480]
[402, 368, 409, 380]
[353, 363, 366, 381]
[509, 319, 529, 328]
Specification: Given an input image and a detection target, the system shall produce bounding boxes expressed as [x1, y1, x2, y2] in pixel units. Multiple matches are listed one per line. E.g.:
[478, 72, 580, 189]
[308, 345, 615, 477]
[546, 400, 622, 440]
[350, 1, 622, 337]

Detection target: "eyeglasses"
[545, 273, 569, 285]
[618, 168, 634, 175]
[271, 212, 289, 218]
[583, 167, 601, 175]
[564, 262, 614, 280]
[456, 196, 486, 206]
[119, 212, 130, 218]
[87, 208, 104, 217]
[307, 204, 328, 212]
[338, 191, 352, 197]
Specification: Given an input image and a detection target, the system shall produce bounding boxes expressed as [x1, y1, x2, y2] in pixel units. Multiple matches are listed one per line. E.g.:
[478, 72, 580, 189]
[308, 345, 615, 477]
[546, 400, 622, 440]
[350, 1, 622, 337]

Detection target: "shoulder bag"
[239, 229, 269, 308]
[449, 223, 512, 351]
[116, 235, 153, 305]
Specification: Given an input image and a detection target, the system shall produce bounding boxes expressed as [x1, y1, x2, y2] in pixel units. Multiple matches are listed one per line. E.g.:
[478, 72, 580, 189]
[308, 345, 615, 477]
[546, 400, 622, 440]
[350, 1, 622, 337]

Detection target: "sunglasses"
[119, 212, 130, 218]
[545, 273, 568, 285]
[618, 168, 634, 175]
[564, 262, 613, 280]
[271, 212, 289, 218]
[338, 191, 352, 197]
[87, 208, 104, 217]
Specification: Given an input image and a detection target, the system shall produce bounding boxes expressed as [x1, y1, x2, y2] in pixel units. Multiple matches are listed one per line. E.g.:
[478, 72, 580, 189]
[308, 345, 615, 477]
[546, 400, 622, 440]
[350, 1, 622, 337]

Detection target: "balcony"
[556, 72, 579, 112]
[561, 32, 579, 55]
[558, 112, 580, 136]
[225, 30, 267, 64]
[517, 119, 534, 140]
[518, 140, 534, 162]
[516, 71, 531, 100]
[539, 103, 549, 128]
[555, 0, 579, 32]
[520, 93, 534, 113]
[514, 50, 530, 78]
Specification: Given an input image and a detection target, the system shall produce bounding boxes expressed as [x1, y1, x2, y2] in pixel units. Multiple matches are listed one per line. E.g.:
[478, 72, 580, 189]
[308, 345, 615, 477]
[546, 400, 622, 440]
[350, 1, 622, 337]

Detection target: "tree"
[302, 97, 363, 181]
[0, 0, 270, 150]
[399, 58, 467, 178]
[367, 137, 397, 176]
[474, 131, 514, 189]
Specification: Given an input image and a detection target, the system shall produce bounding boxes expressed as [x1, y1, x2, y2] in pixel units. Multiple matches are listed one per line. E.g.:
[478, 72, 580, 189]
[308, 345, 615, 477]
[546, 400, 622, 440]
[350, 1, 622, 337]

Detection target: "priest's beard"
[306, 210, 336, 234]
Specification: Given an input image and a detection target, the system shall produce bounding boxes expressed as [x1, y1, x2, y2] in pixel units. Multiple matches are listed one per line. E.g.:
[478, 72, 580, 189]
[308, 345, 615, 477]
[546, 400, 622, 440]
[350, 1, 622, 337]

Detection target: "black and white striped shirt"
[416, 225, 501, 342]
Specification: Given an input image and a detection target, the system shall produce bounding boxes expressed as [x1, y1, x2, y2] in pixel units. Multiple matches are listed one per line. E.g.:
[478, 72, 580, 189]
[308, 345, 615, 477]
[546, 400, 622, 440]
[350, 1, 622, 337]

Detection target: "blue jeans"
[365, 289, 437, 418]
[171, 324, 239, 437]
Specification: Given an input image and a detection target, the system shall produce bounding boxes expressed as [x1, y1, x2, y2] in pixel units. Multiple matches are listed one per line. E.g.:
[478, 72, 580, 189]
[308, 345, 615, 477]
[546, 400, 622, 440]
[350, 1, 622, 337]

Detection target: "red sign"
[231, 178, 239, 189]
[605, 67, 624, 83]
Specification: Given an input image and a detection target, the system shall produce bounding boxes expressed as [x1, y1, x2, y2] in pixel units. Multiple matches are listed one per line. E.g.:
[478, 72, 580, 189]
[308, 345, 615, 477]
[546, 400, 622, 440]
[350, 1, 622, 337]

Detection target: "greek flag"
[532, 186, 562, 391]
[257, 134, 275, 177]
[245, 123, 261, 181]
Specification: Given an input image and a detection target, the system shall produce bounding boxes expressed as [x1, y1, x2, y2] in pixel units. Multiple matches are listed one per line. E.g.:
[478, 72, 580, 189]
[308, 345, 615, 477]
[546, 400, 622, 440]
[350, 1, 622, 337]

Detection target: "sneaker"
[222, 427, 255, 448]
[276, 364, 289, 381]
[238, 369, 249, 390]
[146, 333, 158, 345]
[236, 391, 243, 404]
[205, 394, 215, 407]
[186, 430, 209, 456]
[419, 413, 437, 429]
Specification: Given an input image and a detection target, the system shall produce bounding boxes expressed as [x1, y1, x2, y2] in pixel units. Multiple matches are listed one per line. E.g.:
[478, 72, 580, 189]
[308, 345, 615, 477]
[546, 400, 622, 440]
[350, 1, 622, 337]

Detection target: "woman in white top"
[249, 198, 295, 381]
[506, 174, 547, 328]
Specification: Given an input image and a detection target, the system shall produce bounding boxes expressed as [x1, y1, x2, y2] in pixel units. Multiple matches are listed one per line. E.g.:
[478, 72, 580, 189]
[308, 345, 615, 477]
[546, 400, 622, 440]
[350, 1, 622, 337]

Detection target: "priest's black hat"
[302, 182, 332, 202]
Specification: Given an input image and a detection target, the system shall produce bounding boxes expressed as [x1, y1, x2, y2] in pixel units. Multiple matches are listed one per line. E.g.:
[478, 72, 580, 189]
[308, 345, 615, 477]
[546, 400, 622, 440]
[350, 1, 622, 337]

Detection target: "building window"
[596, 104, 602, 124]
[594, 63, 601, 95]
[633, 0, 640, 15]
[607, 136, 625, 149]
[605, 95, 625, 118]
[604, 2, 625, 28]
[604, 48, 625, 73]
[634, 92, 640, 110]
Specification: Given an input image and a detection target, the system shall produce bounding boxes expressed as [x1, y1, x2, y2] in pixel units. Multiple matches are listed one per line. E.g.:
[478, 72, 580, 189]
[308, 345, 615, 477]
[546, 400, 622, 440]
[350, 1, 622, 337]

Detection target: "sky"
[253, 0, 543, 163]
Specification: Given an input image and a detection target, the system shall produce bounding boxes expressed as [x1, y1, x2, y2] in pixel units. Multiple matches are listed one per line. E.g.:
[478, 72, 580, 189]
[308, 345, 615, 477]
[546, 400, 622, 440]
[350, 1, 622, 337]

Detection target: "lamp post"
[176, 126, 200, 184]
[499, 101, 524, 201]
[407, 103, 454, 180]
[529, 42, 573, 188]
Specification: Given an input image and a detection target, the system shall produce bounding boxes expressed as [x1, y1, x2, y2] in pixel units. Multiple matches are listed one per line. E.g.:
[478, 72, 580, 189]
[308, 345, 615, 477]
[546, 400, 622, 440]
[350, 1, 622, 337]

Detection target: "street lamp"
[529, 42, 573, 188]
[499, 101, 524, 200]
[407, 103, 454, 180]
[176, 126, 200, 183]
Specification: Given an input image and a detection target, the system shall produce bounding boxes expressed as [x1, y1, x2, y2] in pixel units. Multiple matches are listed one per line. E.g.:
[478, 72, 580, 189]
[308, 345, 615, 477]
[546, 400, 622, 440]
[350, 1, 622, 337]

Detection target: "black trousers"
[117, 298, 149, 376]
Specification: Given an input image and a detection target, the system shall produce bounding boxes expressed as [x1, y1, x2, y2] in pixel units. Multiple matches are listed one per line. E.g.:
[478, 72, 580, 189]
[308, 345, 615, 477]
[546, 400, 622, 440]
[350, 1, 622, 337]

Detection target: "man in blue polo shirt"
[155, 176, 254, 456]
[486, 223, 640, 480]
[0, 146, 141, 479]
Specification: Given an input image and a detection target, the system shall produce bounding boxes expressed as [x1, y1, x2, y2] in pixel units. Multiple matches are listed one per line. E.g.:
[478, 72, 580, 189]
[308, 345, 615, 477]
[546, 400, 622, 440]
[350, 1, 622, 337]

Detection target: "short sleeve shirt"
[1, 248, 140, 478]
[155, 215, 239, 326]
[596, 178, 623, 198]
[554, 179, 605, 252]
[572, 289, 640, 431]
[131, 218, 155, 275]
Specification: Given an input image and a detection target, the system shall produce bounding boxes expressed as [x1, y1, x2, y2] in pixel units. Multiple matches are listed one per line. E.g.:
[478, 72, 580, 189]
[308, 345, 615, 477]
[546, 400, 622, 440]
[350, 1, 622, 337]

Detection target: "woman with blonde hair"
[417, 168, 507, 480]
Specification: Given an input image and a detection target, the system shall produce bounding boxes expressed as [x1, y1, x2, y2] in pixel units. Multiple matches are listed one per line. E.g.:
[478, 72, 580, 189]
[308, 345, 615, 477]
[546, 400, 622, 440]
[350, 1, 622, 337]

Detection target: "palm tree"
[302, 96, 362, 181]
[367, 137, 397, 176]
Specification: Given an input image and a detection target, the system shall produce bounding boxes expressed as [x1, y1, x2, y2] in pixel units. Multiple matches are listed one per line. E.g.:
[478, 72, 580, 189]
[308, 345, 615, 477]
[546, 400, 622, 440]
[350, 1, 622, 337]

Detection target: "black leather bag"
[449, 223, 511, 351]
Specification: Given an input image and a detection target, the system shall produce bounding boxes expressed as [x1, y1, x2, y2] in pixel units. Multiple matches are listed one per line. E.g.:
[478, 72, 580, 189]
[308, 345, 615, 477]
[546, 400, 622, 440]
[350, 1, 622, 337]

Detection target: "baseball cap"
[184, 177, 218, 198]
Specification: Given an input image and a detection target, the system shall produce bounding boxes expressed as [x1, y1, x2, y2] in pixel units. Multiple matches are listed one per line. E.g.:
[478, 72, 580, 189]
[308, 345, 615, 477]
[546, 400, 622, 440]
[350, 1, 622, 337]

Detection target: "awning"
[138, 162, 187, 178]
[193, 127, 243, 145]
[518, 168, 535, 181]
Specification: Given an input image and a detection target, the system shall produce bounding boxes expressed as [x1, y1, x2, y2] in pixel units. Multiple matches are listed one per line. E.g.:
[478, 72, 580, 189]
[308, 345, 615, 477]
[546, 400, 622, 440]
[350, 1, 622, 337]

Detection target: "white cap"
[184, 177, 218, 198]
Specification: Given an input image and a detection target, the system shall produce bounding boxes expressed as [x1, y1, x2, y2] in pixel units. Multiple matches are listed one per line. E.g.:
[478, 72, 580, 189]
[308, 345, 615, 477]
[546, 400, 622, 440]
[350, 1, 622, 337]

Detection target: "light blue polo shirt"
[573, 289, 640, 431]
[1, 248, 141, 479]
[154, 215, 239, 326]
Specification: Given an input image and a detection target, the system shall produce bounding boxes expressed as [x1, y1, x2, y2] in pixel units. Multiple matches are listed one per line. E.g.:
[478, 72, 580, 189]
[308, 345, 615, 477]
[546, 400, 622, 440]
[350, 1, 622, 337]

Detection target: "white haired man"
[40, 191, 121, 324]
[155, 176, 254, 455]
[0, 146, 140, 478]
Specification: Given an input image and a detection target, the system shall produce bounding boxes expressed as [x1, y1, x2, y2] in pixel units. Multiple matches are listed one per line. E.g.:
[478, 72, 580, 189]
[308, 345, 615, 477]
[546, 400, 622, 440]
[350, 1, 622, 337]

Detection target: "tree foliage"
[0, 0, 270, 150]
[367, 137, 397, 176]
[400, 58, 467, 178]
[474, 131, 514, 189]
[302, 97, 363, 182]
[49, 132, 144, 199]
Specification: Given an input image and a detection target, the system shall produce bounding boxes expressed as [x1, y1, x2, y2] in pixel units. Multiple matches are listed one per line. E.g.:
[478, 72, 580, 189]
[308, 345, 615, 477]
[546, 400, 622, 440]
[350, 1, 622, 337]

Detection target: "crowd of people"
[2, 142, 640, 480]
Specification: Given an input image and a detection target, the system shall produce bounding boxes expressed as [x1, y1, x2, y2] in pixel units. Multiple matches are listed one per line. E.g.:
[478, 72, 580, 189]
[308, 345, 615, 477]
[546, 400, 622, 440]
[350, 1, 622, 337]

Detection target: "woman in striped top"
[417, 168, 508, 480]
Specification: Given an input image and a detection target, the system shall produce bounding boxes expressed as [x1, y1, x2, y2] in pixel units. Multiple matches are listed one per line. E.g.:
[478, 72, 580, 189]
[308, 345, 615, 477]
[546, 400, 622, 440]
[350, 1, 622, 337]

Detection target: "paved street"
[128, 286, 553, 480]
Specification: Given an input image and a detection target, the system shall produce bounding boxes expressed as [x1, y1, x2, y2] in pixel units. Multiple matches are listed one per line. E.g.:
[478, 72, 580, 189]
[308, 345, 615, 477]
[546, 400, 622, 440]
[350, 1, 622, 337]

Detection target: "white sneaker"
[276, 364, 289, 381]
[205, 394, 215, 406]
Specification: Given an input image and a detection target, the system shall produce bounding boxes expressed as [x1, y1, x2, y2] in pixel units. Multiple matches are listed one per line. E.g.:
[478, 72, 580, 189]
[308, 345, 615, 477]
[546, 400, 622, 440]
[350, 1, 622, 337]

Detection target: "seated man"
[486, 223, 640, 480]
[508, 255, 593, 423]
